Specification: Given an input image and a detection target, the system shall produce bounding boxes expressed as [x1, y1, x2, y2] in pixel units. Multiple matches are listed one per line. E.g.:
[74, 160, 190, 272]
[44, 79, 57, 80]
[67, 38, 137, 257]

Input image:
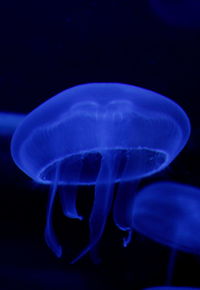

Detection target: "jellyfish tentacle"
[113, 181, 136, 247]
[113, 154, 139, 246]
[59, 156, 83, 220]
[113, 181, 137, 231]
[71, 151, 118, 264]
[44, 162, 62, 258]
[123, 230, 133, 247]
[89, 153, 116, 243]
[59, 186, 83, 220]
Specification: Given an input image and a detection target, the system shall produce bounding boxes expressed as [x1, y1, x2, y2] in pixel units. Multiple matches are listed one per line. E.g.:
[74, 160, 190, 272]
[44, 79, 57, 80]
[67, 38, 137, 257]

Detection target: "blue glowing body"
[11, 83, 190, 262]
[149, 0, 200, 28]
[0, 112, 25, 136]
[132, 182, 200, 254]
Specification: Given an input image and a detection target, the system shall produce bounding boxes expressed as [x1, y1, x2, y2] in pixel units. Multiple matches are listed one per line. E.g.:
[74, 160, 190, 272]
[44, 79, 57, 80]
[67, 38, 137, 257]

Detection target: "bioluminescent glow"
[132, 182, 200, 254]
[10, 83, 190, 262]
[0, 112, 25, 136]
[149, 0, 200, 28]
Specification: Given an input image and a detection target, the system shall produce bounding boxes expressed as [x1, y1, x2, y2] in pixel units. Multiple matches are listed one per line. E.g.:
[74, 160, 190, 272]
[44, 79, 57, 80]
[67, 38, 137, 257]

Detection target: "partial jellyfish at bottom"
[144, 287, 200, 290]
[10, 83, 190, 263]
[131, 182, 200, 284]
[149, 0, 200, 29]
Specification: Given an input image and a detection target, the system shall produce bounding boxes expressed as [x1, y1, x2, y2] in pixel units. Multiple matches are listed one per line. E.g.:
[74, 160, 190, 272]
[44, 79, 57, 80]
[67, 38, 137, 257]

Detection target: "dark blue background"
[0, 1, 200, 289]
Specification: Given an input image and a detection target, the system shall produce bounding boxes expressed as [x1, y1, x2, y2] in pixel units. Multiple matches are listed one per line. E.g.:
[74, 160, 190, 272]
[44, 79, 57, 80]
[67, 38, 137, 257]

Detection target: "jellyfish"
[131, 182, 200, 283]
[149, 0, 200, 28]
[0, 112, 25, 136]
[10, 83, 190, 262]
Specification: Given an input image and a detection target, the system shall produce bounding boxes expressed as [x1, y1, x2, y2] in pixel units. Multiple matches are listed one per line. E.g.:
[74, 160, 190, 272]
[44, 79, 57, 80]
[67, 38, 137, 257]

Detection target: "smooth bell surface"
[11, 83, 190, 185]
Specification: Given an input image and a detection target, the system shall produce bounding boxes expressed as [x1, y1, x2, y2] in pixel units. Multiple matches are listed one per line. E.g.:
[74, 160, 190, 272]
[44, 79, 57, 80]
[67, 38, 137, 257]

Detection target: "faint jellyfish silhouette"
[10, 83, 190, 262]
[0, 112, 25, 136]
[0, 112, 25, 186]
[149, 0, 200, 28]
[132, 182, 200, 283]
